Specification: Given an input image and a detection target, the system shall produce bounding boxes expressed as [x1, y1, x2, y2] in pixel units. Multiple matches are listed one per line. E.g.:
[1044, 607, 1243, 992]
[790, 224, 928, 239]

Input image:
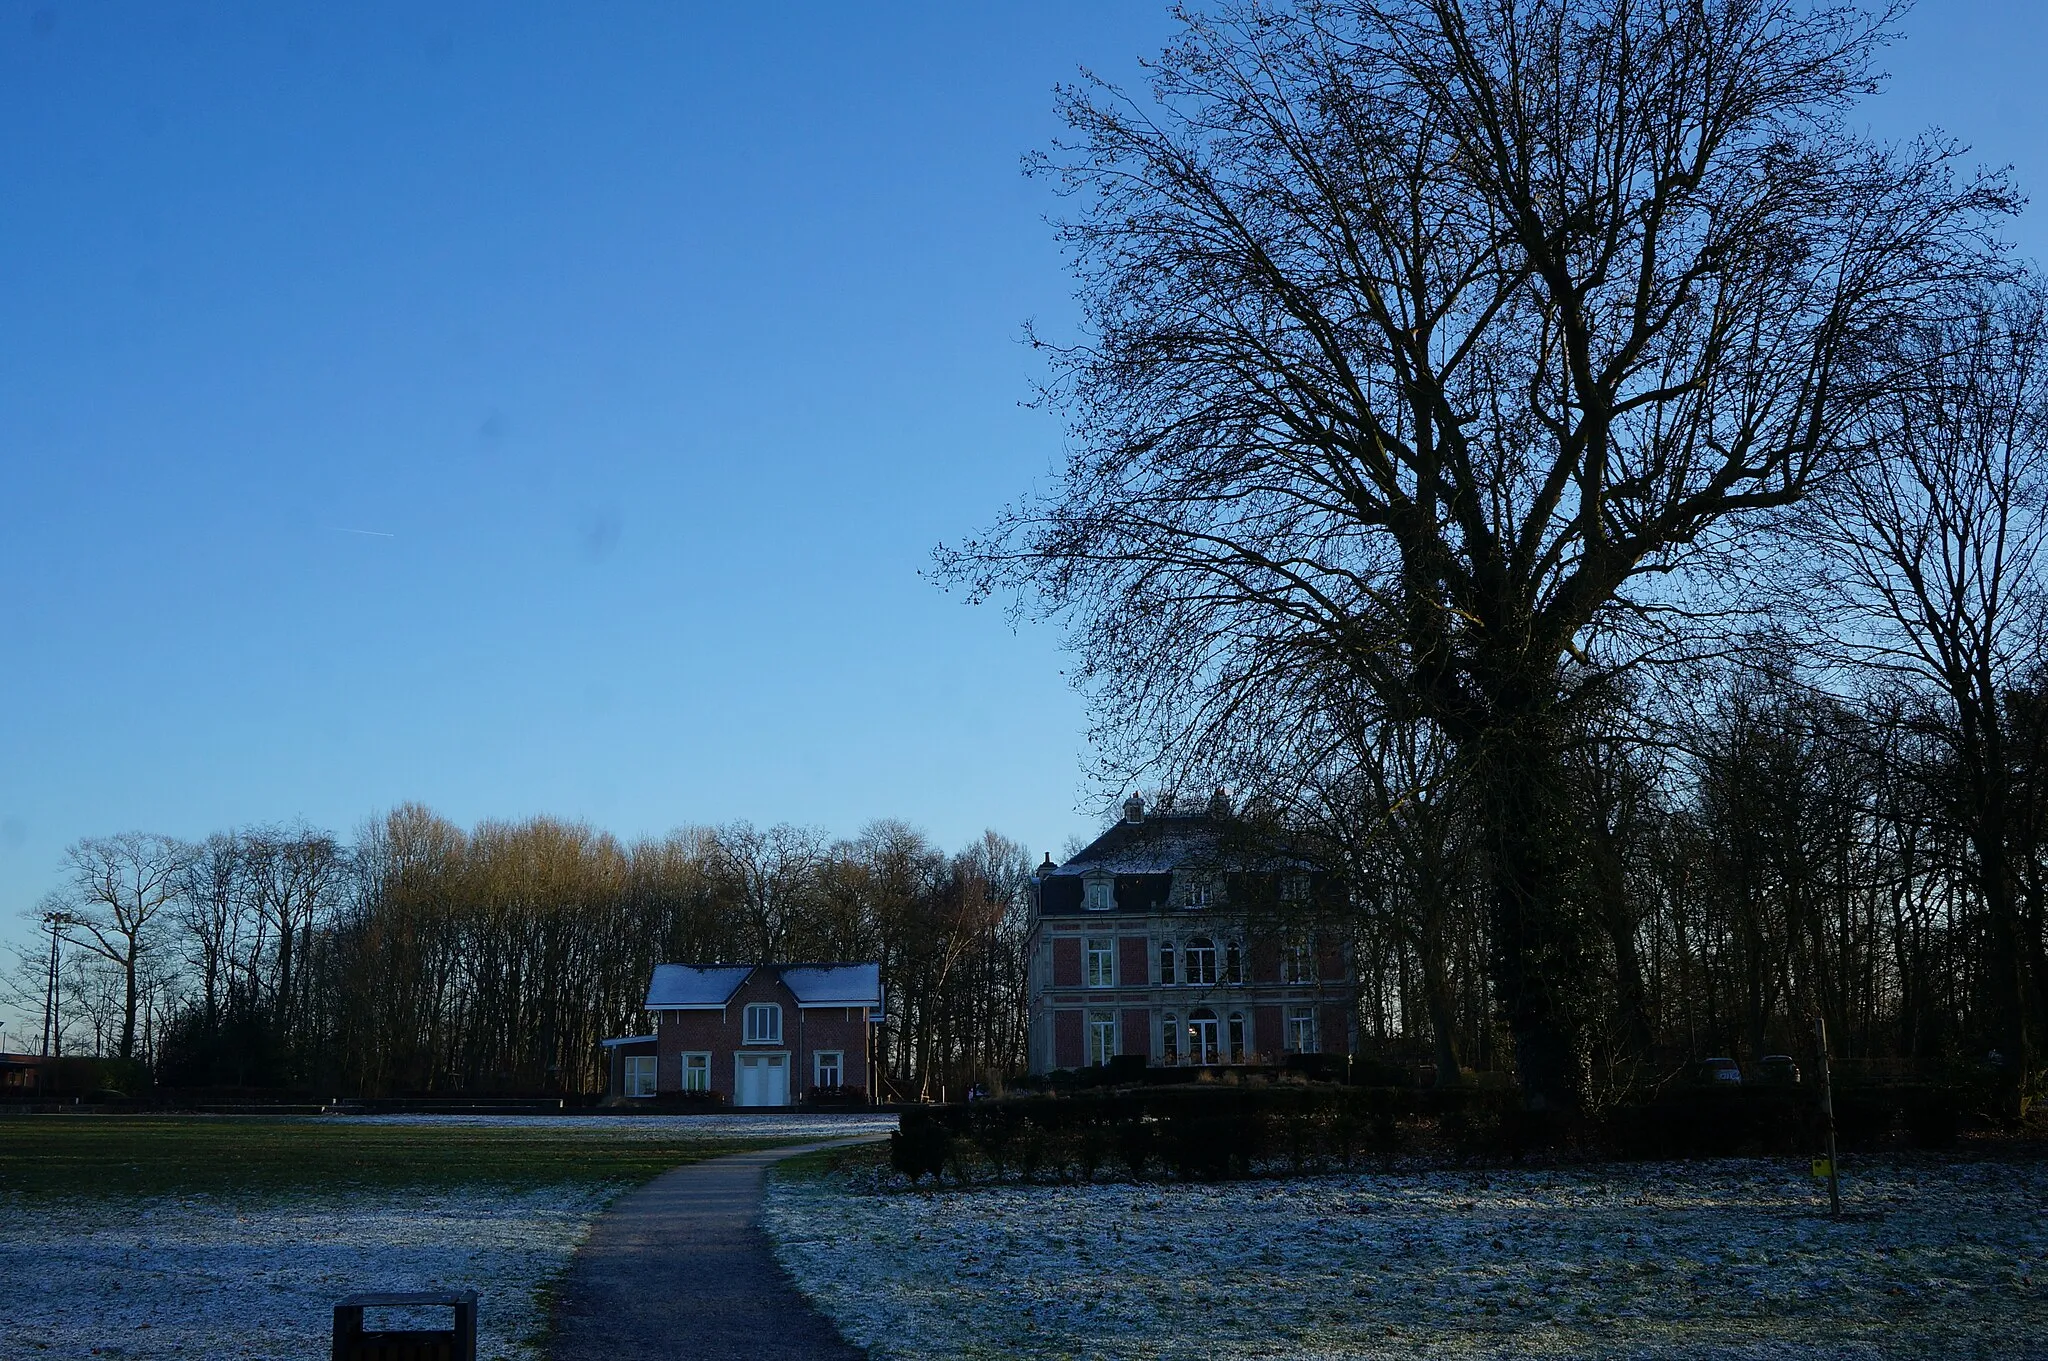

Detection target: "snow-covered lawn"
[766, 1158, 2048, 1359]
[4, 1184, 606, 1360]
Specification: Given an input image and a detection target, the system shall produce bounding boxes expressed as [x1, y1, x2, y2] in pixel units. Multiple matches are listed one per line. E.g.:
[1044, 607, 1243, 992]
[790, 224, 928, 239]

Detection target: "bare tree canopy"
[942, 0, 2015, 1109]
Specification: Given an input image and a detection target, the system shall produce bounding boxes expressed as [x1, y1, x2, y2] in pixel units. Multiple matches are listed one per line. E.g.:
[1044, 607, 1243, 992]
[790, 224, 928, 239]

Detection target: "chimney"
[1123, 792, 1145, 823]
[1038, 853, 1057, 877]
[1208, 786, 1232, 817]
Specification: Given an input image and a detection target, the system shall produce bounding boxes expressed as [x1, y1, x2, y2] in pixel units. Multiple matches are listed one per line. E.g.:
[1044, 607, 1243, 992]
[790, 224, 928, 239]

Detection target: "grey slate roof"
[643, 962, 882, 1010]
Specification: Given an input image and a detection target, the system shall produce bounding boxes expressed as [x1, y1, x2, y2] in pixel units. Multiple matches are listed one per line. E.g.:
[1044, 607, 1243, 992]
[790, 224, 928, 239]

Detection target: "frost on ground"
[2, 1184, 609, 1360]
[766, 1159, 2048, 1359]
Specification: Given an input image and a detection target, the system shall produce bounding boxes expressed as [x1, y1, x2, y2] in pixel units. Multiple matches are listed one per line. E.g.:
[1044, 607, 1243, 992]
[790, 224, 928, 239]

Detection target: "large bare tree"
[942, 0, 2010, 1109]
[50, 833, 192, 1060]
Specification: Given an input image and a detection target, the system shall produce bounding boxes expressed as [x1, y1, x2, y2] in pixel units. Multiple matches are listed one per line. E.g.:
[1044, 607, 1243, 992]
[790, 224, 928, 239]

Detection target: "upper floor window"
[1085, 937, 1115, 988]
[1181, 879, 1213, 909]
[1085, 878, 1114, 911]
[1184, 938, 1218, 986]
[1281, 937, 1314, 985]
[1158, 939, 1176, 985]
[1281, 874, 1310, 903]
[743, 1002, 782, 1044]
[1224, 941, 1243, 985]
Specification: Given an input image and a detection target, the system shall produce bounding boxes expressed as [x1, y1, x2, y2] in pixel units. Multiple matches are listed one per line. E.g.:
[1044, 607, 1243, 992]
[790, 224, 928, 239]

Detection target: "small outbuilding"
[603, 962, 883, 1107]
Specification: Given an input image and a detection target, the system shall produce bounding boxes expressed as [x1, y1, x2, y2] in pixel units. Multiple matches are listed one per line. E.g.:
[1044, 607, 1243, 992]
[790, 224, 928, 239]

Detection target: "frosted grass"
[766, 1159, 2048, 1359]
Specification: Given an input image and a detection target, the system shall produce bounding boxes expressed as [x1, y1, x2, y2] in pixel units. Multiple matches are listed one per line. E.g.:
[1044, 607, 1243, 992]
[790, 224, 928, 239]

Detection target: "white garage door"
[735, 1052, 789, 1107]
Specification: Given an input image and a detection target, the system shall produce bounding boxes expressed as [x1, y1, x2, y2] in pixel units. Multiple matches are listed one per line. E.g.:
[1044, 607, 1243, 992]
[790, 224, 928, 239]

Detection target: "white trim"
[732, 1050, 792, 1107]
[599, 1035, 658, 1048]
[622, 1054, 657, 1098]
[679, 1051, 712, 1093]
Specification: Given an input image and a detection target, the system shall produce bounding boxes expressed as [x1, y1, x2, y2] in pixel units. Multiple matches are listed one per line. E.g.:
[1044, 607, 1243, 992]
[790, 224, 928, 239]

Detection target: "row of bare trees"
[14, 809, 1036, 1097]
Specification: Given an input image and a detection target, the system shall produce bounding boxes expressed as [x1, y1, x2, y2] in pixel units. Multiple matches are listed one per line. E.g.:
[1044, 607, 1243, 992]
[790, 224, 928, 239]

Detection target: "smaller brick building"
[603, 963, 882, 1107]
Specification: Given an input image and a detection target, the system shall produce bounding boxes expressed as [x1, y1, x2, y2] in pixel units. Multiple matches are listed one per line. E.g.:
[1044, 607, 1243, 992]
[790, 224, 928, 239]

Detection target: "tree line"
[13, 807, 1036, 1098]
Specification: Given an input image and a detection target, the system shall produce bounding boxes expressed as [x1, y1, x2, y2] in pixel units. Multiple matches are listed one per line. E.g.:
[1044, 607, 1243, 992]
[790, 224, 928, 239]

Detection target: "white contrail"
[332, 527, 396, 538]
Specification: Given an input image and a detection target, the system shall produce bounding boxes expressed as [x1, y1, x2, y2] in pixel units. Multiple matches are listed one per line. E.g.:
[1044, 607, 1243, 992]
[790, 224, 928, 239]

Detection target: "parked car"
[1698, 1056, 1743, 1085]
[1756, 1054, 1802, 1085]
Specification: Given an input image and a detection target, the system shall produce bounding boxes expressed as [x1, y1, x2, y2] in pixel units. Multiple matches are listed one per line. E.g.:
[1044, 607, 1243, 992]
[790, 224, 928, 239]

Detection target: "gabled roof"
[1047, 811, 1237, 877]
[644, 962, 882, 1011]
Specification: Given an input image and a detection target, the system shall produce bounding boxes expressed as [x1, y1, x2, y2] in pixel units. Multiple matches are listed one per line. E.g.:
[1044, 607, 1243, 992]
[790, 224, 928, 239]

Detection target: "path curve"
[551, 1138, 878, 1361]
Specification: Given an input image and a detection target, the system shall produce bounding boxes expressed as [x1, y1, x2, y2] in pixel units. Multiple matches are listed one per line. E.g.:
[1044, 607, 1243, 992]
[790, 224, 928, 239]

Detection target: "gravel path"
[552, 1140, 880, 1361]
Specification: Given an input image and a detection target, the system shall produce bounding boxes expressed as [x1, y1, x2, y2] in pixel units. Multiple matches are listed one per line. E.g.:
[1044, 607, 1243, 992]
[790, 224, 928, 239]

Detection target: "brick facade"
[621, 962, 878, 1105]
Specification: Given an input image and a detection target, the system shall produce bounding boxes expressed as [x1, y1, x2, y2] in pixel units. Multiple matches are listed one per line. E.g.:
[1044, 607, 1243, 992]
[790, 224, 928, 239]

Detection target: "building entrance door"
[736, 1052, 789, 1107]
[1186, 1010, 1220, 1066]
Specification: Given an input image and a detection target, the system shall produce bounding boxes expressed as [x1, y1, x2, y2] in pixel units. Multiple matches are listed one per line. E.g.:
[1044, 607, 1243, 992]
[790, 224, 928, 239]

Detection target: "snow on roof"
[1045, 811, 1317, 877]
[598, 1035, 657, 1048]
[781, 964, 882, 1009]
[644, 962, 883, 1010]
[645, 965, 753, 1009]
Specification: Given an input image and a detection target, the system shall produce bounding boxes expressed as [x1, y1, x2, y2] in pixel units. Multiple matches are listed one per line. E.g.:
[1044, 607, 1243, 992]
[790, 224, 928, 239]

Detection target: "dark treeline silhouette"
[17, 806, 1034, 1099]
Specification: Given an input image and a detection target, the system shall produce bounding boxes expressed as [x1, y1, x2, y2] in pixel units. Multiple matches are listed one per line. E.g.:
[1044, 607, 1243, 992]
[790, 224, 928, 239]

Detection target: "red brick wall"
[1118, 936, 1149, 988]
[1120, 1007, 1151, 1057]
[1316, 937, 1346, 984]
[1249, 940, 1281, 984]
[1321, 1004, 1349, 1056]
[1053, 1009, 1084, 1069]
[1052, 936, 1082, 987]
[1254, 1004, 1283, 1057]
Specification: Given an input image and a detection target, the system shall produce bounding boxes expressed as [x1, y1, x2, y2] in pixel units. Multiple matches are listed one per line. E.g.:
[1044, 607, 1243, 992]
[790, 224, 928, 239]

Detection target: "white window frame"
[743, 1002, 783, 1044]
[813, 1049, 844, 1090]
[680, 1051, 711, 1092]
[1186, 1008, 1220, 1066]
[1159, 1012, 1179, 1064]
[1087, 1010, 1117, 1067]
[1227, 1012, 1247, 1063]
[1085, 937, 1115, 988]
[1184, 938, 1218, 986]
[1287, 1006, 1316, 1054]
[1281, 937, 1314, 985]
[1224, 940, 1243, 985]
[623, 1054, 657, 1098]
[1158, 939, 1176, 986]
[1085, 877, 1114, 911]
[1181, 878, 1213, 909]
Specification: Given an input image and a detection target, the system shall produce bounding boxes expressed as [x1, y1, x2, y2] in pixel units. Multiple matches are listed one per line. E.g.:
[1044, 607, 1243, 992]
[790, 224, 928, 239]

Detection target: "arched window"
[1186, 1007, 1220, 1066]
[1184, 938, 1218, 986]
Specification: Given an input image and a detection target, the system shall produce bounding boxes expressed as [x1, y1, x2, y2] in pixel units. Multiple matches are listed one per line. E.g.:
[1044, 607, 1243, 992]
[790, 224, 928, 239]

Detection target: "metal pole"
[41, 913, 66, 1058]
[1815, 1014, 1840, 1219]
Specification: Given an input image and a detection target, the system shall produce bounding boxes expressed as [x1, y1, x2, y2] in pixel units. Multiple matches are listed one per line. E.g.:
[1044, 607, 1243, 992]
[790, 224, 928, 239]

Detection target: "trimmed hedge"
[887, 1080, 1986, 1184]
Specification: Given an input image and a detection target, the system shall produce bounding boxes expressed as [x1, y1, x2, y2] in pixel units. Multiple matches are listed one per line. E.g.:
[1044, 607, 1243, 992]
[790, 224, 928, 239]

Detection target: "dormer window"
[1085, 878, 1114, 911]
[743, 1002, 782, 1044]
[1181, 880, 1213, 909]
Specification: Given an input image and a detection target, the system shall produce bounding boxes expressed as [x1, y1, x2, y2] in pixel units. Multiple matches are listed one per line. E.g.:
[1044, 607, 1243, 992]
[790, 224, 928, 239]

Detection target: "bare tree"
[941, 0, 2010, 1109]
[1804, 285, 2048, 1114]
[50, 833, 192, 1060]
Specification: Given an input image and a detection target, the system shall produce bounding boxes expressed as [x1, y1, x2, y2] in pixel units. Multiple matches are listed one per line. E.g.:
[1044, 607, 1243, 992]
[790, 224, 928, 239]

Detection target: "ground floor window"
[1286, 1006, 1316, 1054]
[1186, 1007, 1220, 1065]
[681, 1051, 711, 1092]
[1088, 1011, 1117, 1067]
[624, 1055, 656, 1098]
[1227, 1012, 1247, 1062]
[1160, 1012, 1179, 1064]
[814, 1049, 843, 1089]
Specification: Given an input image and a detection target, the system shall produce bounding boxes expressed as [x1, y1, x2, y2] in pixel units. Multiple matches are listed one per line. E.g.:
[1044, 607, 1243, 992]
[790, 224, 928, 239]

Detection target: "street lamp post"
[41, 911, 73, 1058]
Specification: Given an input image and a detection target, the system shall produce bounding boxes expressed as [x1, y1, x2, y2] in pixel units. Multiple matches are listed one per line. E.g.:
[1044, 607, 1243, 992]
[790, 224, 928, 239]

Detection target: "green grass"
[0, 1116, 798, 1199]
[771, 1140, 888, 1184]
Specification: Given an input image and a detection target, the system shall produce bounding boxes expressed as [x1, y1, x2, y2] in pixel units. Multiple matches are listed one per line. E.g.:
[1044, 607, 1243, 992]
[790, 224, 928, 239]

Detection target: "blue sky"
[2, 1, 2045, 1034]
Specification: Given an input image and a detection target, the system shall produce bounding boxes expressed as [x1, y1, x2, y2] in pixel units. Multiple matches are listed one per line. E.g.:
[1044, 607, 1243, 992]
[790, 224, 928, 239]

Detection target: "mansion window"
[681, 1051, 711, 1092]
[1160, 1012, 1179, 1064]
[1087, 1010, 1117, 1067]
[1224, 941, 1243, 985]
[623, 1055, 656, 1098]
[1158, 940, 1176, 986]
[1280, 937, 1315, 985]
[1184, 938, 1218, 986]
[1181, 880, 1214, 909]
[1085, 937, 1115, 988]
[743, 1002, 783, 1044]
[1227, 1012, 1247, 1063]
[814, 1050, 843, 1089]
[1287, 1006, 1317, 1054]
[1186, 1008, 1220, 1065]
[1085, 878, 1114, 911]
